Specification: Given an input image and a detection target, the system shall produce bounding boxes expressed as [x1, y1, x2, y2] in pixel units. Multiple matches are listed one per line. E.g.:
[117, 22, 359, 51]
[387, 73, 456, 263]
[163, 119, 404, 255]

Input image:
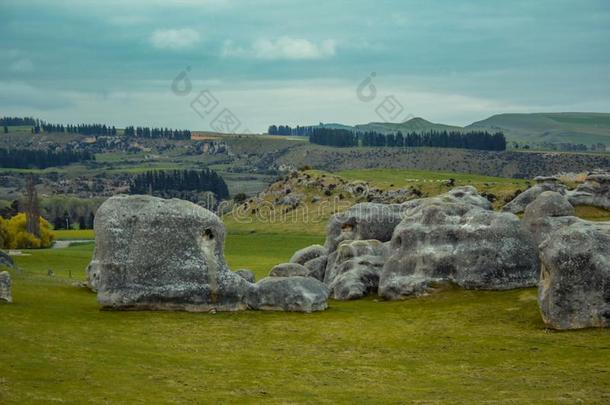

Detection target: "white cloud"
[150, 28, 200, 50]
[222, 37, 336, 60]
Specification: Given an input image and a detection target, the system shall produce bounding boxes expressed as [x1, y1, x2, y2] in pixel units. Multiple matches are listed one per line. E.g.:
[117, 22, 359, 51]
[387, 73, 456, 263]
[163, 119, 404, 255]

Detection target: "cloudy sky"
[1, 0, 609, 132]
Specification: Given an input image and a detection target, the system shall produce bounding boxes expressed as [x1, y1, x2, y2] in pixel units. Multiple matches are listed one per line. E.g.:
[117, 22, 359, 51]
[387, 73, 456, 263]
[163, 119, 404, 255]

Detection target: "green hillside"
[354, 117, 462, 134]
[467, 112, 610, 146]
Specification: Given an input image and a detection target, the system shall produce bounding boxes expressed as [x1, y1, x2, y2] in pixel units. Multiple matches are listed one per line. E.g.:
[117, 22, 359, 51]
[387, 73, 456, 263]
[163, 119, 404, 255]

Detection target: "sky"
[1, 0, 609, 133]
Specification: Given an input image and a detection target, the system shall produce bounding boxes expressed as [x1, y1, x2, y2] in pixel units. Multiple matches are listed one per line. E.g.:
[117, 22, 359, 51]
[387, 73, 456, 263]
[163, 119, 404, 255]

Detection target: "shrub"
[0, 213, 55, 249]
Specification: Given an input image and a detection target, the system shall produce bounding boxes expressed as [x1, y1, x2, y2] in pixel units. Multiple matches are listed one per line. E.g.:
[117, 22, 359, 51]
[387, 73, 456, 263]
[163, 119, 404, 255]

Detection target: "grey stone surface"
[502, 183, 567, 214]
[567, 171, 610, 210]
[538, 221, 610, 329]
[303, 255, 328, 281]
[269, 263, 309, 278]
[235, 269, 256, 283]
[247, 276, 329, 312]
[324, 203, 406, 253]
[401, 186, 492, 212]
[289, 244, 327, 265]
[324, 239, 388, 300]
[379, 201, 539, 300]
[522, 191, 577, 245]
[0, 271, 11, 303]
[87, 195, 252, 311]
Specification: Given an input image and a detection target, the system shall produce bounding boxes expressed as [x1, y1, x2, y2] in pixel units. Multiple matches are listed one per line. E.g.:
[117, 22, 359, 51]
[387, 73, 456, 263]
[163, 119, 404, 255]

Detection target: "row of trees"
[267, 125, 314, 136]
[309, 128, 359, 147]
[39, 123, 118, 136]
[130, 169, 229, 200]
[309, 128, 507, 151]
[0, 116, 36, 126]
[0, 148, 95, 169]
[123, 126, 191, 140]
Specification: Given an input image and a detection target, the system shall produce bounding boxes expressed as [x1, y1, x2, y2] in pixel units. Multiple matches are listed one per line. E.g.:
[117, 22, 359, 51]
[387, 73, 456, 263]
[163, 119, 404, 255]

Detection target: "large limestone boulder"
[324, 239, 389, 300]
[0, 271, 11, 303]
[88, 195, 252, 311]
[324, 203, 406, 253]
[522, 191, 577, 245]
[502, 178, 566, 214]
[402, 186, 492, 212]
[303, 255, 328, 281]
[538, 221, 610, 329]
[567, 172, 610, 210]
[289, 244, 327, 265]
[235, 269, 256, 283]
[269, 263, 309, 278]
[247, 276, 329, 312]
[379, 201, 539, 299]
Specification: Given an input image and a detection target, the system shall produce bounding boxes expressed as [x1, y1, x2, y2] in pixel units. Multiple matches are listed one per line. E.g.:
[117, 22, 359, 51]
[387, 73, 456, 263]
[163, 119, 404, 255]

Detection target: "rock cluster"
[86, 195, 328, 313]
[567, 172, 610, 210]
[521, 191, 610, 329]
[502, 176, 566, 214]
[0, 271, 11, 303]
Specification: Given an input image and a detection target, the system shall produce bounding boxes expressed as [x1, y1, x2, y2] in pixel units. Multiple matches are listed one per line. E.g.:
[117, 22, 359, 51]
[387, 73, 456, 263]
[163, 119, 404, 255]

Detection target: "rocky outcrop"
[538, 221, 610, 329]
[0, 271, 11, 303]
[522, 191, 577, 245]
[401, 186, 492, 212]
[235, 269, 256, 283]
[88, 195, 252, 311]
[303, 256, 327, 281]
[88, 194, 331, 313]
[379, 201, 539, 299]
[324, 203, 406, 253]
[567, 172, 610, 210]
[247, 277, 329, 312]
[324, 239, 388, 300]
[502, 177, 566, 214]
[290, 244, 327, 265]
[269, 263, 309, 278]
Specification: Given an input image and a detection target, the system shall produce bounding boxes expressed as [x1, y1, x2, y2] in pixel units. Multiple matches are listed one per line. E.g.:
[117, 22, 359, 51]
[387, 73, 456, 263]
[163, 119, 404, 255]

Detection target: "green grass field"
[1, 231, 609, 404]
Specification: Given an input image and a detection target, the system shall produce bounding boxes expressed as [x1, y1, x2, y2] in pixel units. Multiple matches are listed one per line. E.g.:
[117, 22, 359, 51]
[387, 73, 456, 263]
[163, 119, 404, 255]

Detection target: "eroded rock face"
[324, 239, 388, 300]
[522, 191, 577, 245]
[289, 244, 327, 265]
[0, 271, 11, 303]
[247, 276, 329, 312]
[379, 201, 539, 300]
[324, 203, 406, 253]
[88, 195, 251, 311]
[502, 181, 566, 214]
[303, 255, 327, 281]
[235, 269, 256, 283]
[269, 263, 309, 278]
[567, 172, 610, 210]
[539, 221, 610, 329]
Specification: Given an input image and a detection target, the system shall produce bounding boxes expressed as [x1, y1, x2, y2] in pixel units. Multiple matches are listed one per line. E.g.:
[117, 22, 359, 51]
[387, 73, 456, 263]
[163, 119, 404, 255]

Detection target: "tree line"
[309, 128, 507, 151]
[267, 125, 315, 136]
[123, 126, 191, 140]
[38, 123, 118, 136]
[0, 148, 95, 169]
[130, 169, 229, 199]
[0, 116, 36, 126]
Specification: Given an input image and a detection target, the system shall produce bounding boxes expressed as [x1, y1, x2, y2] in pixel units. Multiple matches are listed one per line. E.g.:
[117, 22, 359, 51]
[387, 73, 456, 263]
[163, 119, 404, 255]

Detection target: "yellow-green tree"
[0, 213, 54, 249]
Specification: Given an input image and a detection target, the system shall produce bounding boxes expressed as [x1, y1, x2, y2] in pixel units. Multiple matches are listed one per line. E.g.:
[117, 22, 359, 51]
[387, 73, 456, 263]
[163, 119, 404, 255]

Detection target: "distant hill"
[467, 113, 610, 147]
[312, 113, 610, 147]
[353, 117, 462, 134]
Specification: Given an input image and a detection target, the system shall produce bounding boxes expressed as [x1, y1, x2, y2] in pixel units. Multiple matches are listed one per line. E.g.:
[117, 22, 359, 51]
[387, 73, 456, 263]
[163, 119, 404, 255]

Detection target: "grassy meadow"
[1, 228, 609, 404]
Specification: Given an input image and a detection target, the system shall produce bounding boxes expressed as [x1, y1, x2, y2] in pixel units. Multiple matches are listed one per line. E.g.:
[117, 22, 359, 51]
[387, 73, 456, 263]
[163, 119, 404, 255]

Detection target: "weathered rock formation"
[0, 271, 11, 303]
[521, 191, 577, 245]
[0, 251, 15, 269]
[269, 263, 309, 278]
[324, 202, 406, 253]
[247, 276, 329, 312]
[379, 201, 539, 299]
[324, 239, 389, 300]
[235, 269, 256, 283]
[502, 176, 566, 214]
[567, 172, 610, 210]
[538, 221, 610, 329]
[289, 245, 327, 265]
[87, 195, 329, 313]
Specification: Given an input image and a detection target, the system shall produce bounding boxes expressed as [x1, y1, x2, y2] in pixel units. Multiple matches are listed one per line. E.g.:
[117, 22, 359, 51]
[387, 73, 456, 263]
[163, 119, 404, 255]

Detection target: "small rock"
[0, 271, 12, 303]
[269, 263, 309, 278]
